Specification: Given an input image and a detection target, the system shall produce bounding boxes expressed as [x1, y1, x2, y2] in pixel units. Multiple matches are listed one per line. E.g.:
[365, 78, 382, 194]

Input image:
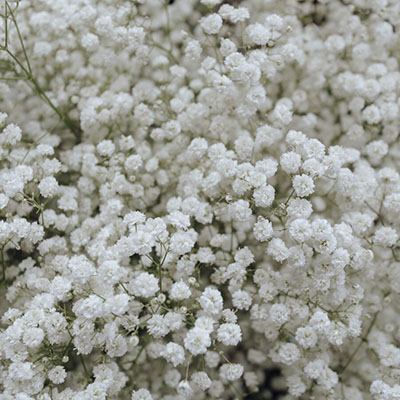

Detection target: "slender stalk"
[4, 1, 7, 49]
[0, 1, 81, 140]
[1, 247, 5, 282]
[79, 354, 90, 382]
[6, 1, 32, 74]
[337, 311, 378, 375]
[158, 262, 163, 292]
[162, 0, 171, 50]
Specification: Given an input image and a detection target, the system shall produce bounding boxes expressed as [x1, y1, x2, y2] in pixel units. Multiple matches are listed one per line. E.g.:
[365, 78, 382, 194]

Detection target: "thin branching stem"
[338, 311, 379, 375]
[0, 246, 5, 282]
[4, 1, 7, 49]
[6, 1, 32, 74]
[0, 1, 81, 140]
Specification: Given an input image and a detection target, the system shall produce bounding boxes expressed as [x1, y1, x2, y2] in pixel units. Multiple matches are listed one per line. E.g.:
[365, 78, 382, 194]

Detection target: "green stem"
[29, 74, 81, 139]
[338, 311, 378, 375]
[4, 1, 8, 49]
[79, 354, 90, 382]
[158, 262, 163, 292]
[1, 246, 5, 282]
[6, 1, 32, 74]
[0, 2, 82, 140]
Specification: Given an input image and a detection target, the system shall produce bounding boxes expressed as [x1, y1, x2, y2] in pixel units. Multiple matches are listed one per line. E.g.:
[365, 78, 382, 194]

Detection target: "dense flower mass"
[0, 0, 400, 399]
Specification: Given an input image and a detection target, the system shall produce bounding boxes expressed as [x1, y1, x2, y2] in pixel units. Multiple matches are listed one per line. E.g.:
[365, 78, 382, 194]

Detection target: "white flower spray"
[0, 0, 399, 399]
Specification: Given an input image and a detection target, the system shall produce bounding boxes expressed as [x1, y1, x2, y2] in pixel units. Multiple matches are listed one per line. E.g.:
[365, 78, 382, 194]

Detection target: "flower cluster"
[0, 0, 400, 399]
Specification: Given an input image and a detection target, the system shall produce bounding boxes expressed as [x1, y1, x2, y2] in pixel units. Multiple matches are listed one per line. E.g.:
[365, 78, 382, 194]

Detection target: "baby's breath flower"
[0, 1, 399, 398]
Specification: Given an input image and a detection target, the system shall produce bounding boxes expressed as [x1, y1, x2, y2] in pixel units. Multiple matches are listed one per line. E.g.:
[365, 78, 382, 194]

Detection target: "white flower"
[8, 362, 34, 381]
[253, 217, 273, 241]
[277, 343, 300, 365]
[295, 326, 318, 349]
[232, 290, 252, 310]
[147, 314, 169, 338]
[170, 230, 198, 255]
[68, 255, 96, 285]
[129, 272, 159, 298]
[191, 371, 212, 391]
[22, 327, 45, 348]
[177, 380, 193, 399]
[200, 14, 223, 35]
[48, 366, 67, 384]
[81, 32, 99, 51]
[219, 363, 244, 381]
[184, 327, 211, 355]
[170, 281, 191, 301]
[217, 323, 242, 346]
[1, 123, 21, 145]
[269, 303, 289, 326]
[38, 176, 59, 198]
[253, 184, 275, 208]
[194, 316, 215, 333]
[288, 218, 312, 242]
[280, 151, 302, 174]
[292, 174, 315, 197]
[73, 295, 104, 320]
[96, 139, 115, 157]
[132, 389, 153, 400]
[104, 293, 129, 316]
[267, 238, 289, 262]
[200, 0, 222, 5]
[373, 226, 398, 247]
[162, 342, 185, 366]
[124, 154, 143, 172]
[230, 199, 252, 221]
[245, 23, 270, 46]
[199, 287, 223, 315]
